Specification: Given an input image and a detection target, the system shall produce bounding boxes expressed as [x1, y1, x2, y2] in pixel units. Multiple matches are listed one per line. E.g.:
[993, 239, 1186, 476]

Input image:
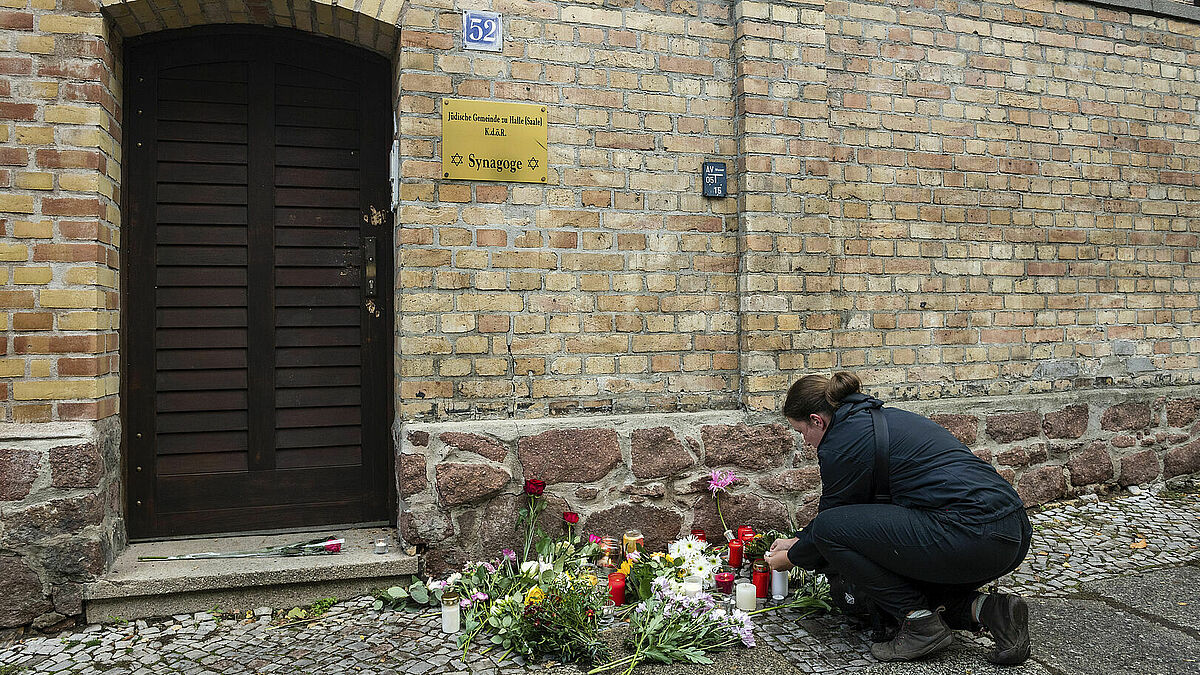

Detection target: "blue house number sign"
[463, 11, 502, 52]
[702, 161, 727, 197]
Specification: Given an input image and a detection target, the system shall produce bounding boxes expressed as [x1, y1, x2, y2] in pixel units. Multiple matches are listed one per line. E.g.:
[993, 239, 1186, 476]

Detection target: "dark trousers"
[808, 505, 1031, 627]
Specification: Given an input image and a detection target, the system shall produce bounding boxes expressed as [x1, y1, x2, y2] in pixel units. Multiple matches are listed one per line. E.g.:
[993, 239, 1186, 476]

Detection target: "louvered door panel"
[124, 27, 393, 539]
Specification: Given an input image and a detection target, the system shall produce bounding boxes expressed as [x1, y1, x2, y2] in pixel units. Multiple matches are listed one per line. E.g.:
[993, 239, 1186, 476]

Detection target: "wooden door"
[123, 27, 394, 539]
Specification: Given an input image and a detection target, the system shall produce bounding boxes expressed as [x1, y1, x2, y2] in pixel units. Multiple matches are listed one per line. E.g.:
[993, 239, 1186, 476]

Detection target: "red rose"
[323, 539, 342, 553]
[524, 479, 546, 496]
[563, 511, 580, 524]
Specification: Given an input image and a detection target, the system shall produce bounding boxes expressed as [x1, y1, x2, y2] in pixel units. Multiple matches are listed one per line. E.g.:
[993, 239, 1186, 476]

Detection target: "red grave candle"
[691, 528, 706, 542]
[737, 526, 755, 542]
[608, 572, 626, 606]
[715, 570, 735, 594]
[727, 539, 743, 568]
[752, 561, 769, 599]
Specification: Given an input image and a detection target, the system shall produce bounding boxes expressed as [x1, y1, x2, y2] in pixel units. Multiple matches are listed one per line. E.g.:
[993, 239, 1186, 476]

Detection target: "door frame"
[119, 24, 396, 541]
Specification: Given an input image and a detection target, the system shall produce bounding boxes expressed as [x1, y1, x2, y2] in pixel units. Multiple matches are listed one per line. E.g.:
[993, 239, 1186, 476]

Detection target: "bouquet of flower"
[589, 578, 755, 675]
[138, 536, 342, 561]
[667, 536, 721, 587]
[489, 571, 610, 666]
[743, 530, 786, 559]
[620, 551, 683, 603]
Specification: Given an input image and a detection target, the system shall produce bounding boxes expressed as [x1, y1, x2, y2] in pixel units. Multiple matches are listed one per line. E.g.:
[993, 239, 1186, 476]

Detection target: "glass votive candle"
[608, 572, 626, 605]
[714, 567, 735, 594]
[621, 529, 644, 557]
[440, 593, 461, 633]
[727, 539, 743, 568]
[735, 582, 756, 611]
[690, 528, 706, 542]
[752, 560, 770, 599]
[374, 538, 389, 554]
[682, 576, 703, 597]
[598, 536, 620, 567]
[599, 599, 616, 628]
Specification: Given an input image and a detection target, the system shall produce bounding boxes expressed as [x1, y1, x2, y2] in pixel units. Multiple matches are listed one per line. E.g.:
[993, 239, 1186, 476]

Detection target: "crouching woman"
[766, 372, 1032, 665]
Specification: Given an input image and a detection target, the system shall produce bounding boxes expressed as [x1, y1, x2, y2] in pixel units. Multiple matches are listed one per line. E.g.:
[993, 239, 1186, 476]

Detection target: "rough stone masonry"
[0, 0, 1199, 625]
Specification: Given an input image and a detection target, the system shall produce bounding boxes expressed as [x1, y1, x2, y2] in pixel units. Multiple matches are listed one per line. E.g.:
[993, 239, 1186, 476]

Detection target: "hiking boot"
[979, 593, 1030, 665]
[869, 609, 953, 662]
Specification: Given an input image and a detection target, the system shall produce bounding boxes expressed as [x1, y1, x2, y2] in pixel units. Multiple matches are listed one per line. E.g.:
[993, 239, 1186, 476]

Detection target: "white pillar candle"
[735, 582, 756, 611]
[440, 597, 461, 633]
[683, 576, 703, 597]
[771, 569, 788, 600]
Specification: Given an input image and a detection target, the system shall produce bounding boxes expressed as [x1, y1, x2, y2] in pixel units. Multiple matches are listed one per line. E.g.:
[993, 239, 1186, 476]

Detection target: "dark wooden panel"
[275, 248, 358, 267]
[158, 451, 248, 476]
[156, 369, 248, 391]
[155, 389, 248, 413]
[276, 426, 361, 449]
[158, 78, 247, 103]
[276, 386, 360, 408]
[156, 430, 248, 454]
[158, 141, 248, 164]
[158, 162, 248, 184]
[275, 167, 358, 189]
[156, 225, 247, 246]
[276, 403, 361, 426]
[276, 126, 357, 148]
[275, 326, 360, 347]
[276, 446, 361, 469]
[275, 86, 358, 110]
[276, 307, 360, 327]
[274, 207, 359, 227]
[157, 307, 247, 328]
[275, 146, 358, 168]
[157, 245, 247, 266]
[275, 228, 358, 248]
[156, 287, 246, 307]
[275, 66, 354, 91]
[156, 204, 248, 226]
[157, 410, 248, 434]
[156, 267, 247, 286]
[274, 267, 358, 287]
[160, 61, 248, 83]
[155, 328, 246, 349]
[158, 121, 248, 144]
[274, 287, 358, 306]
[158, 100, 247, 124]
[156, 466, 362, 511]
[275, 346, 360, 367]
[151, 500, 368, 537]
[156, 349, 247, 370]
[275, 187, 360, 208]
[157, 185, 248, 206]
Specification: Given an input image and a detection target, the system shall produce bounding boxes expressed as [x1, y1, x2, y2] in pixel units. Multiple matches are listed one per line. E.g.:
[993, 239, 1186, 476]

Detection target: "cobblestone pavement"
[2, 487, 1197, 675]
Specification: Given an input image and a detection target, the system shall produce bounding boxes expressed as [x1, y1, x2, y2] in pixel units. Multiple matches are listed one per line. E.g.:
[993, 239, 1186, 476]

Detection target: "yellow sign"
[441, 99, 547, 183]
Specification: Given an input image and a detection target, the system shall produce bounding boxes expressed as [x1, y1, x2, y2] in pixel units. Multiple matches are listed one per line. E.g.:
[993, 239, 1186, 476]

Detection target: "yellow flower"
[618, 560, 633, 576]
[525, 587, 545, 606]
[651, 552, 674, 563]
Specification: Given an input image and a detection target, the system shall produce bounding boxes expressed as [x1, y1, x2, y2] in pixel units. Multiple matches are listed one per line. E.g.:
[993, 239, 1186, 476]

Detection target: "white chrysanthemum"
[668, 536, 704, 560]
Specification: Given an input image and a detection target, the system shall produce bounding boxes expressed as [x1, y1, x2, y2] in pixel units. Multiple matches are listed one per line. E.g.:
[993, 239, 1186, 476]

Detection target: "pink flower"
[708, 469, 737, 495]
[501, 548, 517, 562]
[323, 538, 343, 553]
[472, 592, 488, 601]
[589, 534, 601, 544]
[460, 598, 472, 608]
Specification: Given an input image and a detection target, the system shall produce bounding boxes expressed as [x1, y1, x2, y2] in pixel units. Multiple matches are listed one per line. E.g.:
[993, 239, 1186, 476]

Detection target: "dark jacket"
[787, 393, 1024, 569]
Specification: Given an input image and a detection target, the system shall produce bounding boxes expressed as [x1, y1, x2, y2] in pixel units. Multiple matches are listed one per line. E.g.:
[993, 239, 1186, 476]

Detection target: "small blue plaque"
[702, 161, 727, 197]
[462, 10, 503, 52]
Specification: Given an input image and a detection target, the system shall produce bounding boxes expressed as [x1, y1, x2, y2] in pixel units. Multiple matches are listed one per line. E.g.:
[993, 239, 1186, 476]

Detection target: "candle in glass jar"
[598, 536, 620, 567]
[752, 561, 769, 598]
[727, 539, 743, 568]
[737, 526, 755, 542]
[735, 582, 756, 611]
[440, 593, 461, 633]
[621, 529, 644, 557]
[715, 569, 735, 594]
[608, 572, 626, 605]
[690, 528, 706, 542]
[771, 569, 788, 600]
[682, 576, 703, 597]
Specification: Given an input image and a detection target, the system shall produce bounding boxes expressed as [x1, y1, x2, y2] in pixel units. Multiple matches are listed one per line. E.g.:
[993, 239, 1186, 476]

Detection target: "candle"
[690, 528, 706, 542]
[598, 536, 620, 567]
[608, 572, 626, 605]
[715, 570, 735, 594]
[736, 582, 756, 611]
[440, 593, 461, 633]
[752, 561, 769, 599]
[737, 526, 755, 542]
[771, 569, 788, 600]
[727, 540, 743, 568]
[683, 576, 703, 597]
[374, 538, 389, 555]
[621, 529, 644, 558]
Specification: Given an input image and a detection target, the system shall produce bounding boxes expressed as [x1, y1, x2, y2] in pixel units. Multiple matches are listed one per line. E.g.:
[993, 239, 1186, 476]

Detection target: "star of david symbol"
[451, 153, 463, 166]
[528, 157, 539, 169]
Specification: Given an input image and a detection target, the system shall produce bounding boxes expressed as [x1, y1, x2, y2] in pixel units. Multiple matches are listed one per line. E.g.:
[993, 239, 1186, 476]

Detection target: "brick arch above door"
[99, 0, 401, 55]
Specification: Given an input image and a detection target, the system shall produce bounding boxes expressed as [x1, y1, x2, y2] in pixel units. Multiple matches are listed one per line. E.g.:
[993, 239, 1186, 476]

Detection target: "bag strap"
[869, 407, 891, 504]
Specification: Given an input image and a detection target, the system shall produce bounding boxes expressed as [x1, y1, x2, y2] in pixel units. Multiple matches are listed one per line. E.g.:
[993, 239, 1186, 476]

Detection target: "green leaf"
[410, 585, 430, 605]
[385, 586, 407, 599]
[285, 607, 306, 620]
[372, 600, 384, 611]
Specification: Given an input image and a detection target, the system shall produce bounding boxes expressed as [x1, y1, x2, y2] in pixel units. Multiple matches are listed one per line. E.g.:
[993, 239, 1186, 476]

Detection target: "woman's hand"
[765, 537, 798, 572]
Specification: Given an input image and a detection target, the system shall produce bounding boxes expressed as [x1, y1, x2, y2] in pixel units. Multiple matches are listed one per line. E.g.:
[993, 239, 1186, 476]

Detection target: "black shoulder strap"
[869, 408, 891, 504]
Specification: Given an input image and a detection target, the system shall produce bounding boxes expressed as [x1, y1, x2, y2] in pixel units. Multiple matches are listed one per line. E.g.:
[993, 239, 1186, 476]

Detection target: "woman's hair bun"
[824, 371, 861, 407]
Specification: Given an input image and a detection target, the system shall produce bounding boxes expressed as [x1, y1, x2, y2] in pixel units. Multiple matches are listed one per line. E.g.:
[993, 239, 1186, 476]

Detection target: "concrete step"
[84, 527, 419, 623]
